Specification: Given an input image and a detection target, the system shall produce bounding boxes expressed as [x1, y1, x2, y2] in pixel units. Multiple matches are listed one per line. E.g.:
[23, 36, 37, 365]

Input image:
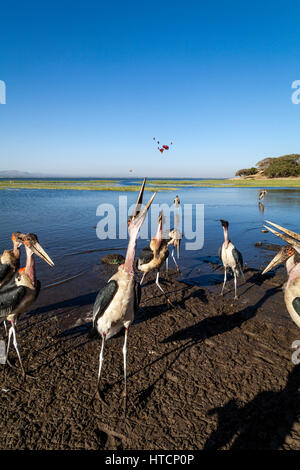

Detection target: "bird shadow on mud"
[204, 364, 300, 450]
[129, 285, 278, 407]
[27, 291, 98, 318]
[162, 285, 280, 344]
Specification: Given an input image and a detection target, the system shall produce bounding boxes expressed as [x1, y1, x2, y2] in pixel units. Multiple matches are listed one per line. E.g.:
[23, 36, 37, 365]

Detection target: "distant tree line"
[235, 154, 300, 178]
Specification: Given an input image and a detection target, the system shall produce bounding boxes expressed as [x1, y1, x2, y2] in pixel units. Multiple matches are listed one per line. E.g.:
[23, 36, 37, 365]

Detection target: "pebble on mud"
[101, 254, 125, 265]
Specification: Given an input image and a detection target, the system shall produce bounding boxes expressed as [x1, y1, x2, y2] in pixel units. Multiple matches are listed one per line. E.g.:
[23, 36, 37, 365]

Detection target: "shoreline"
[1, 177, 300, 191]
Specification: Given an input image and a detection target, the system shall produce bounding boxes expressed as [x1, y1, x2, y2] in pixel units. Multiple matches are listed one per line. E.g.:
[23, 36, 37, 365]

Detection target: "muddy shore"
[0, 264, 300, 450]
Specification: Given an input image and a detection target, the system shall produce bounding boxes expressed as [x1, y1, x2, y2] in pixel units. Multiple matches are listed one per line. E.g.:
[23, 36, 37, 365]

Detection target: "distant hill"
[0, 170, 48, 178]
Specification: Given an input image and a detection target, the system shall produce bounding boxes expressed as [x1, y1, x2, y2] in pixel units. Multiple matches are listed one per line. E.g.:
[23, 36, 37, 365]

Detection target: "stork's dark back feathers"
[0, 284, 27, 321]
[0, 263, 11, 283]
[292, 297, 300, 316]
[136, 246, 154, 267]
[232, 248, 244, 277]
[92, 280, 118, 327]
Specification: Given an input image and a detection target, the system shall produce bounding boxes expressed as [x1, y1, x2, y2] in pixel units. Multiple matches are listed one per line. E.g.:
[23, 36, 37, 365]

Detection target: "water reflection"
[258, 202, 264, 214]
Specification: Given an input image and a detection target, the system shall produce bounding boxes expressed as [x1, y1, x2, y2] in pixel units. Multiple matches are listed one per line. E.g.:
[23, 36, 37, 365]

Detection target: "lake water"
[1, 184, 299, 299]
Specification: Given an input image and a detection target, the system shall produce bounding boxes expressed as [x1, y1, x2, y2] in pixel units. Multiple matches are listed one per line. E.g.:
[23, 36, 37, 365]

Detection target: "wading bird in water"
[219, 220, 245, 299]
[259, 189, 267, 201]
[0, 233, 54, 377]
[91, 179, 156, 410]
[262, 221, 300, 328]
[136, 212, 178, 306]
[174, 195, 180, 207]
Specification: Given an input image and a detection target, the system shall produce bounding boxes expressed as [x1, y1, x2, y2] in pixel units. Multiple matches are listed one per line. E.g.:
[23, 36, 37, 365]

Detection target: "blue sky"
[1, 0, 300, 177]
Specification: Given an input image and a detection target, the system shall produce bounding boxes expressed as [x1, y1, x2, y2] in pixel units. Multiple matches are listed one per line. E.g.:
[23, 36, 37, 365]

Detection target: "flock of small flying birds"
[0, 183, 300, 413]
[129, 138, 173, 173]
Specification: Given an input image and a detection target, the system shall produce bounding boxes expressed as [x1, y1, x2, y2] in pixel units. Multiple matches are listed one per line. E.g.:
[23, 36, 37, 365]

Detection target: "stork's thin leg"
[3, 321, 8, 336]
[97, 335, 105, 387]
[171, 248, 180, 272]
[140, 272, 146, 285]
[221, 268, 227, 296]
[234, 272, 238, 300]
[11, 322, 25, 377]
[166, 257, 169, 273]
[5, 324, 13, 364]
[122, 327, 129, 412]
[92, 335, 108, 405]
[156, 271, 174, 307]
[5, 321, 25, 377]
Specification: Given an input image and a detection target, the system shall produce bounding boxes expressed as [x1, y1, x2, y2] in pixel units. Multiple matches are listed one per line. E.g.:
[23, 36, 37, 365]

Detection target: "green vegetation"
[264, 159, 300, 178]
[0, 180, 177, 191]
[236, 154, 300, 179]
[1, 177, 300, 192]
[235, 167, 258, 177]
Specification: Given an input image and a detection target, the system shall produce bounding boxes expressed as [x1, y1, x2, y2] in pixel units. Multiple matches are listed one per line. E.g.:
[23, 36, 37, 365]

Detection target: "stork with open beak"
[219, 220, 245, 299]
[92, 179, 156, 409]
[136, 212, 176, 306]
[262, 221, 300, 328]
[0, 233, 54, 376]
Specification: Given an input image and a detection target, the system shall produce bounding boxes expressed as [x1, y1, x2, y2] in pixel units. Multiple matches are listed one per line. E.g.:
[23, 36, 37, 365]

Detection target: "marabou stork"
[136, 213, 178, 305]
[0, 232, 24, 288]
[166, 228, 182, 273]
[219, 220, 244, 299]
[91, 179, 156, 408]
[174, 195, 180, 207]
[0, 233, 54, 376]
[259, 189, 267, 201]
[0, 232, 25, 334]
[262, 221, 300, 328]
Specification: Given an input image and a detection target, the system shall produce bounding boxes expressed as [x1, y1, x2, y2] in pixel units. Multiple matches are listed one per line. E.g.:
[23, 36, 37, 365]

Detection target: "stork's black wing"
[0, 263, 11, 284]
[232, 248, 243, 276]
[92, 280, 118, 326]
[134, 280, 141, 314]
[292, 298, 300, 316]
[0, 284, 27, 322]
[35, 280, 41, 301]
[137, 246, 154, 267]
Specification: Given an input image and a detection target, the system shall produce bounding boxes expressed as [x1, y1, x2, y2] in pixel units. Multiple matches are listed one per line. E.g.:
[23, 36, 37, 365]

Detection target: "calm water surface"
[1, 185, 300, 300]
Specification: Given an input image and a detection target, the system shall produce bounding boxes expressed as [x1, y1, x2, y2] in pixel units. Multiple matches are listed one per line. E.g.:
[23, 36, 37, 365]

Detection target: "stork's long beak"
[131, 178, 146, 220]
[264, 221, 300, 250]
[262, 247, 292, 275]
[28, 241, 55, 267]
[130, 178, 156, 231]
